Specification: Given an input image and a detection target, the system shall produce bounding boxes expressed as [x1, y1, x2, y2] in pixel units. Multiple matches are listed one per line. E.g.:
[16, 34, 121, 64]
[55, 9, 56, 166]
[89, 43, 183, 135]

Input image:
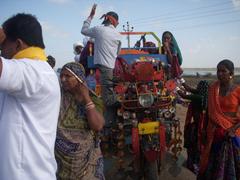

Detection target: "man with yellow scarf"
[0, 13, 61, 180]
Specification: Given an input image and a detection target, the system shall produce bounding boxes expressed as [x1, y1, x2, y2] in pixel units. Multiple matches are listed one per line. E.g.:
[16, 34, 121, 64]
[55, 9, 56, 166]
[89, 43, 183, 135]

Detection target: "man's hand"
[0, 28, 6, 46]
[89, 4, 97, 19]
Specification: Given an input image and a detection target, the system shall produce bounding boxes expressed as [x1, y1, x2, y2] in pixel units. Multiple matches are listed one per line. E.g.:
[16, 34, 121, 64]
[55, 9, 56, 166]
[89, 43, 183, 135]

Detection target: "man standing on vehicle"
[81, 4, 121, 108]
[0, 13, 60, 180]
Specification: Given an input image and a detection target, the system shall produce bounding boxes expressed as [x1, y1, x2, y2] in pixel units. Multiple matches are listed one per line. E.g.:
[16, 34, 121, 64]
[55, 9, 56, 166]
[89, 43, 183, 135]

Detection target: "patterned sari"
[55, 62, 105, 180]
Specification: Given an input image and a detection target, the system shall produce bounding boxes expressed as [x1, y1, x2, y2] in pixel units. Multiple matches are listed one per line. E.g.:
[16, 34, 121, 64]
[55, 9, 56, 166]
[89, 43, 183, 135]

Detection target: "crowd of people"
[0, 3, 239, 180]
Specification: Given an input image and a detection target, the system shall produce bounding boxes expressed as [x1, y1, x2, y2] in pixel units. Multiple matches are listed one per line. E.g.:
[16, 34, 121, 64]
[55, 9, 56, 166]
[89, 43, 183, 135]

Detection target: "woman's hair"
[2, 13, 45, 48]
[162, 31, 172, 39]
[217, 59, 234, 75]
[61, 62, 86, 82]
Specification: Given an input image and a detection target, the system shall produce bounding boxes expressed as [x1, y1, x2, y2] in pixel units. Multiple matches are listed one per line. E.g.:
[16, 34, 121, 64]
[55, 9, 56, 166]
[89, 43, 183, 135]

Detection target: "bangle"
[85, 101, 94, 107]
[86, 104, 95, 111]
[85, 101, 95, 111]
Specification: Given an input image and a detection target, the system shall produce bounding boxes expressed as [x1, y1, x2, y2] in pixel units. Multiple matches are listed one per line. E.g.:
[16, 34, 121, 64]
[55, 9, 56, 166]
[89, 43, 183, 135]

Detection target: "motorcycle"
[86, 32, 182, 179]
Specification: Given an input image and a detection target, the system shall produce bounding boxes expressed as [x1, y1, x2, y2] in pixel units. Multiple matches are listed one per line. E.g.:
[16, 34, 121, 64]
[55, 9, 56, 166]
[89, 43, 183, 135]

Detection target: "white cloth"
[81, 17, 121, 69]
[74, 54, 81, 62]
[0, 57, 61, 180]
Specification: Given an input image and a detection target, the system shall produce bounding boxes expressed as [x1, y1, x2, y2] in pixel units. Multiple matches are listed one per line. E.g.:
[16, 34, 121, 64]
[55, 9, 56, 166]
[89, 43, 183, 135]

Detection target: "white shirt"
[81, 18, 121, 69]
[0, 57, 61, 180]
[74, 54, 81, 63]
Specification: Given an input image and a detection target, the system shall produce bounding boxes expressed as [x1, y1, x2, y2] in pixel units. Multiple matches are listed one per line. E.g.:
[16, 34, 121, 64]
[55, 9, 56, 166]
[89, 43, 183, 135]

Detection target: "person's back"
[0, 13, 60, 180]
[0, 59, 60, 179]
[81, 6, 121, 69]
[81, 5, 121, 107]
[91, 24, 121, 68]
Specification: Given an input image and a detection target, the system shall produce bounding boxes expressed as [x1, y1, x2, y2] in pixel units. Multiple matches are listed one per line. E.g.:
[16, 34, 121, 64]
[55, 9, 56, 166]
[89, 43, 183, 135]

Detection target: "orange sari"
[199, 81, 240, 174]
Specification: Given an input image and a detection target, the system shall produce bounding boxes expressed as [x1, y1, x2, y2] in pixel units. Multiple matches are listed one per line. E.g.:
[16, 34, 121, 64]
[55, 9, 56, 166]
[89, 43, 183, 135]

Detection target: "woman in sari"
[178, 80, 209, 174]
[55, 62, 105, 180]
[162, 31, 183, 78]
[198, 59, 240, 180]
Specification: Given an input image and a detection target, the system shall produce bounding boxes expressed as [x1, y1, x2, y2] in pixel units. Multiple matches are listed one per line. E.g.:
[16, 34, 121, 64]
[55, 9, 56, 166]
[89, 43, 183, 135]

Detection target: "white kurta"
[0, 57, 61, 180]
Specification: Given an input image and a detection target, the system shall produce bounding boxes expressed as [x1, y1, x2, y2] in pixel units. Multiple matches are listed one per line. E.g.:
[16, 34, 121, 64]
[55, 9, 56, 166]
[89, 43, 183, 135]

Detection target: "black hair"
[47, 55, 56, 68]
[2, 13, 45, 48]
[217, 59, 234, 75]
[162, 31, 173, 37]
[102, 11, 118, 25]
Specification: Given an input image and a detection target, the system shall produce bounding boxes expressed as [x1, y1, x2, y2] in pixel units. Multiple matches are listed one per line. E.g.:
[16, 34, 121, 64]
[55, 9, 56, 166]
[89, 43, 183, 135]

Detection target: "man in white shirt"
[81, 4, 121, 107]
[0, 13, 60, 180]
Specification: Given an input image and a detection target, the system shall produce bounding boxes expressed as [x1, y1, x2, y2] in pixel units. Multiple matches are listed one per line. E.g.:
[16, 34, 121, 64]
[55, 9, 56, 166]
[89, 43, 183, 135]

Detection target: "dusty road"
[158, 104, 196, 180]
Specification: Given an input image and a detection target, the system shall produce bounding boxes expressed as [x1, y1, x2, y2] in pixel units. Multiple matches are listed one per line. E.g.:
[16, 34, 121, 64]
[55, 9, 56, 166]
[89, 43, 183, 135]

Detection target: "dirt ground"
[159, 104, 196, 179]
[104, 104, 196, 180]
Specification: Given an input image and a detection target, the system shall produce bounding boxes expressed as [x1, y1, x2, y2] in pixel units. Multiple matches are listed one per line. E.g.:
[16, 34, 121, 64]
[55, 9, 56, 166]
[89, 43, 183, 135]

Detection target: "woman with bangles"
[198, 59, 240, 180]
[55, 62, 105, 180]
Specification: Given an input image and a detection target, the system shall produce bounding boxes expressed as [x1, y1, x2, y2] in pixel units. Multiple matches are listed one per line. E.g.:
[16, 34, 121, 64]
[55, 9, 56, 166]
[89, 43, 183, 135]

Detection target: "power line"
[131, 1, 232, 23]
[133, 7, 237, 26]
[134, 9, 239, 27]
[139, 18, 240, 31]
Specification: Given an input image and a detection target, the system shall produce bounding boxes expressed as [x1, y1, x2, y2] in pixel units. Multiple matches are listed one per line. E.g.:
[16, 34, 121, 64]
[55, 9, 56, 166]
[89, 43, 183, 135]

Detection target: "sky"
[1, 0, 240, 68]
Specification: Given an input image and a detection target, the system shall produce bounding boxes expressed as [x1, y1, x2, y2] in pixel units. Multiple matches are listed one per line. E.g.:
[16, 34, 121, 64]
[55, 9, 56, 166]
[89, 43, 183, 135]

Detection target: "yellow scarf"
[13, 47, 47, 61]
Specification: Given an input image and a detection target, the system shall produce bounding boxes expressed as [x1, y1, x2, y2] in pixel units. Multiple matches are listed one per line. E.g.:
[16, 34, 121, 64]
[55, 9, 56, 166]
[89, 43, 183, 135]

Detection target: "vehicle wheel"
[144, 160, 159, 180]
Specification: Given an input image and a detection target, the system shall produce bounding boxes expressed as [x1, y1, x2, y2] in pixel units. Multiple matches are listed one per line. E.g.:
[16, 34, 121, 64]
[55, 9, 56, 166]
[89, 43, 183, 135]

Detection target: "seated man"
[143, 41, 158, 54]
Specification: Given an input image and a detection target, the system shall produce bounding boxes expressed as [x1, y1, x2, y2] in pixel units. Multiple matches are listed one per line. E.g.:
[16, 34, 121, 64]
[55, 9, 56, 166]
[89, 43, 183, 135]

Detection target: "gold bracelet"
[86, 104, 95, 111]
[85, 101, 95, 111]
[85, 101, 93, 107]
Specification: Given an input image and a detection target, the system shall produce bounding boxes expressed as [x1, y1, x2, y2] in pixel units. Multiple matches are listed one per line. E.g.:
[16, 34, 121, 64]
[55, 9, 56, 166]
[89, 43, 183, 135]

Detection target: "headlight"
[163, 110, 172, 119]
[138, 94, 154, 107]
[117, 109, 123, 116]
[123, 111, 130, 119]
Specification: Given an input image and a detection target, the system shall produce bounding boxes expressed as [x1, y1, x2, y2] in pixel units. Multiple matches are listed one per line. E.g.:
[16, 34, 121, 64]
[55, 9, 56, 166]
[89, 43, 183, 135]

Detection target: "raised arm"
[89, 4, 97, 19]
[81, 4, 97, 37]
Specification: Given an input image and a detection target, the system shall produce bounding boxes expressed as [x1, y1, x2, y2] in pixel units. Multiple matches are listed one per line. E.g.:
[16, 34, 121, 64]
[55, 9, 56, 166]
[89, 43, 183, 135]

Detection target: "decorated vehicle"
[86, 32, 182, 179]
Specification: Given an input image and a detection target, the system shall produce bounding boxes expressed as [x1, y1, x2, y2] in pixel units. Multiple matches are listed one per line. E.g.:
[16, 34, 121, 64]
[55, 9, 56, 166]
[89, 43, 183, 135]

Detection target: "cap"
[73, 42, 84, 50]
